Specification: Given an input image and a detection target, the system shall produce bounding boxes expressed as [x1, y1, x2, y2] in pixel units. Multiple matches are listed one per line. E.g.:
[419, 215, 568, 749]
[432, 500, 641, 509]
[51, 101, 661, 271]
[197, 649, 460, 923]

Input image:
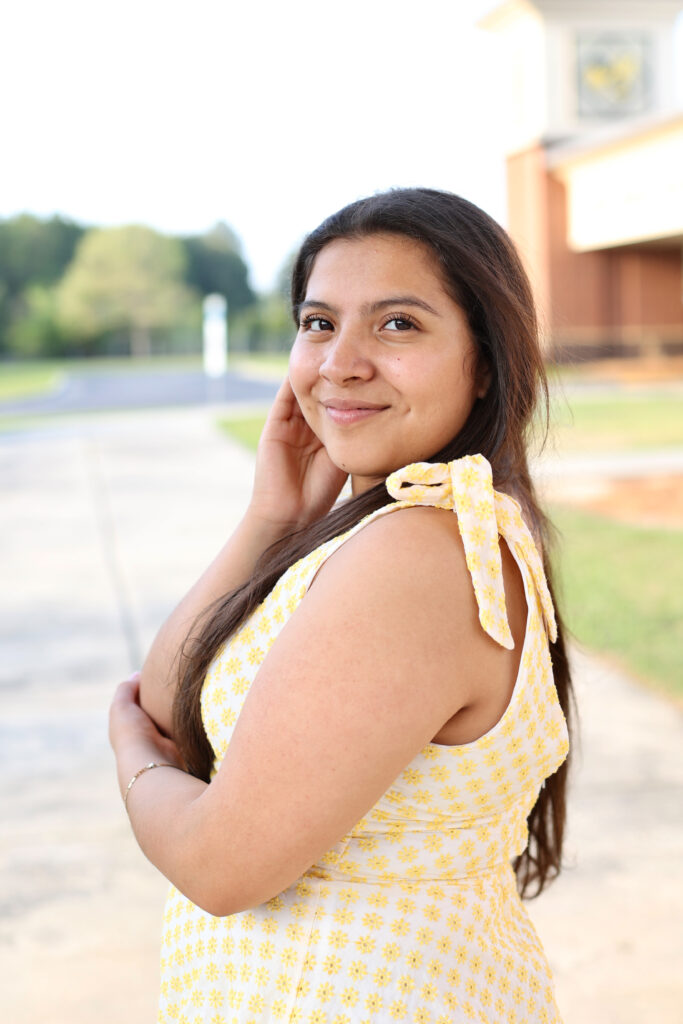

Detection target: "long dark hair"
[173, 187, 574, 898]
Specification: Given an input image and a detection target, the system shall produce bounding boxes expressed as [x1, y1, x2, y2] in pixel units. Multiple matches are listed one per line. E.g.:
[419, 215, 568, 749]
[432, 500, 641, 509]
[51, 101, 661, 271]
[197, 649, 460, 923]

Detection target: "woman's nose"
[319, 326, 374, 383]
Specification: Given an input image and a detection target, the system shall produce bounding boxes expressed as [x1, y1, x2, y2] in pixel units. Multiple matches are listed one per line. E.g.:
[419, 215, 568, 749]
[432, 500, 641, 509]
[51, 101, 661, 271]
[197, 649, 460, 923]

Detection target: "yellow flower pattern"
[159, 456, 569, 1023]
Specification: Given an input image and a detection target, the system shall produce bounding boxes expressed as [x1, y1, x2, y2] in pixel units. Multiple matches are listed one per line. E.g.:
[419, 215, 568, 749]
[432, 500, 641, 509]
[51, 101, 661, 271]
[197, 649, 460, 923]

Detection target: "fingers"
[269, 376, 305, 422]
[271, 375, 294, 408]
[109, 674, 144, 750]
[114, 672, 141, 705]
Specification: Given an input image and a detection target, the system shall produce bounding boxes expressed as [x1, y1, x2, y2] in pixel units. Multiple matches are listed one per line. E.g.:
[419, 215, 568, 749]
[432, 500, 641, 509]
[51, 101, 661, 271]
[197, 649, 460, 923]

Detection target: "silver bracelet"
[123, 761, 176, 808]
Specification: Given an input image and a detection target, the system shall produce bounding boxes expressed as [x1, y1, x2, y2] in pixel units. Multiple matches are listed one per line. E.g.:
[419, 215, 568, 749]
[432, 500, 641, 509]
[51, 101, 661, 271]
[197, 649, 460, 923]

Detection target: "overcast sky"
[3, 1, 681, 291]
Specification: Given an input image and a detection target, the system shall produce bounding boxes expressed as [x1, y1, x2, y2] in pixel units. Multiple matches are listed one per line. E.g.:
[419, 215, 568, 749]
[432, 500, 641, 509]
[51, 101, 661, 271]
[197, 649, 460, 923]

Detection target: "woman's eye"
[383, 316, 416, 332]
[300, 316, 333, 332]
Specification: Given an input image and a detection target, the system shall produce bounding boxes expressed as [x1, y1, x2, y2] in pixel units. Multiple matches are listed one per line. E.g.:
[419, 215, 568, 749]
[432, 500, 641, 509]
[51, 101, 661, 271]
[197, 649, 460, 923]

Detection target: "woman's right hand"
[247, 376, 348, 533]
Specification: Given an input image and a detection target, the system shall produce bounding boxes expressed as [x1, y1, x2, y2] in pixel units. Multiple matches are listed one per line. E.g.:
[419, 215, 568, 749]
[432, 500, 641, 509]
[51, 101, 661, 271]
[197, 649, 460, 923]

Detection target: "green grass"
[229, 352, 289, 378]
[550, 505, 683, 699]
[0, 414, 46, 434]
[547, 392, 683, 452]
[0, 362, 64, 400]
[218, 414, 267, 451]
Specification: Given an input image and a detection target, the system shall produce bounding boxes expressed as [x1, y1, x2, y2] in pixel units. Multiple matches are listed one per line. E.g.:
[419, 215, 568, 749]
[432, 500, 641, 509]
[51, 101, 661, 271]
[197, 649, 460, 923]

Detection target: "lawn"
[218, 414, 269, 451]
[229, 352, 289, 378]
[549, 506, 682, 700]
[546, 391, 683, 452]
[0, 361, 64, 401]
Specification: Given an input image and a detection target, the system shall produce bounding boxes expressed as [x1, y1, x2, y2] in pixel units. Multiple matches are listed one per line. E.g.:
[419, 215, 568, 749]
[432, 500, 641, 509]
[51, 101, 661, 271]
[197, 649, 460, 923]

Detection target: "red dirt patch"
[562, 474, 683, 529]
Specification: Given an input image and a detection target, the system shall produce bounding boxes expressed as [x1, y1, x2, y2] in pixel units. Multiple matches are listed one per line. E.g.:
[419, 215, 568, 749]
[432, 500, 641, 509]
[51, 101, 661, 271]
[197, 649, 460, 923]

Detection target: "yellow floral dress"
[158, 456, 569, 1024]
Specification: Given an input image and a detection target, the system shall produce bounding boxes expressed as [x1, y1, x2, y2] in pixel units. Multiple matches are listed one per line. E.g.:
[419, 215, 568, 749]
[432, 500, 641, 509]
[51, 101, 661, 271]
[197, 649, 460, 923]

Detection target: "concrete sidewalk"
[1, 407, 682, 1024]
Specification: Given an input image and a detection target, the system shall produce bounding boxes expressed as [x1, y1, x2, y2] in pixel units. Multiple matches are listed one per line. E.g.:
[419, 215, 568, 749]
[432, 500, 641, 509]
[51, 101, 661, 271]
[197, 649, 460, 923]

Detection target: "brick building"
[481, 0, 683, 359]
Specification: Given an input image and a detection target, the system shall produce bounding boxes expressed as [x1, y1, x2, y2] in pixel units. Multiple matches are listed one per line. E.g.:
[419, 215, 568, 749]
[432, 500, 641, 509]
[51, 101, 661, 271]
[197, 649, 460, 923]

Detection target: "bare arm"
[138, 376, 348, 736]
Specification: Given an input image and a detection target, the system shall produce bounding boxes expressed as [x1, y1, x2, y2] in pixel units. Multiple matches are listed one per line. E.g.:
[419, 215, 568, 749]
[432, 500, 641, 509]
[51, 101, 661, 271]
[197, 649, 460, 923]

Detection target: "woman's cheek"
[287, 339, 306, 388]
[288, 346, 318, 414]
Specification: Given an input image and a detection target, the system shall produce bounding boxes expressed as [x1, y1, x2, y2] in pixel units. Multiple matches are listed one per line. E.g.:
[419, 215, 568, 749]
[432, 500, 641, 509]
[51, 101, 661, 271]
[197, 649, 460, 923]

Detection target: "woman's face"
[288, 232, 485, 495]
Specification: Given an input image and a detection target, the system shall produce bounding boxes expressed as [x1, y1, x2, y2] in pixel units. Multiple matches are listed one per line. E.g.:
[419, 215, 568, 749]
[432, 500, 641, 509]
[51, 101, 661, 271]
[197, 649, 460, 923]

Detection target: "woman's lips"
[322, 403, 388, 425]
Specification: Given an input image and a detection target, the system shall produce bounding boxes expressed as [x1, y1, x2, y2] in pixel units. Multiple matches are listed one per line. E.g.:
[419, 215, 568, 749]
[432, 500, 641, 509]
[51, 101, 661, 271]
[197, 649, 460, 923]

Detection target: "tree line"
[0, 214, 294, 359]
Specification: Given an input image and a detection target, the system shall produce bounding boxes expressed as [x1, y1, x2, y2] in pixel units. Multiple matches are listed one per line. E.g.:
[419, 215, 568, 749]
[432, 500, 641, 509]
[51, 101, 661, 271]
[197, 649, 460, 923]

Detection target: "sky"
[3, 1, 682, 292]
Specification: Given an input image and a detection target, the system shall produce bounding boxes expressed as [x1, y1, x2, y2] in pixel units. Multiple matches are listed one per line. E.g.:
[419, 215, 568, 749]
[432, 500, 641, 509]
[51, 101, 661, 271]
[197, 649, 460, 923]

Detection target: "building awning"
[548, 113, 683, 251]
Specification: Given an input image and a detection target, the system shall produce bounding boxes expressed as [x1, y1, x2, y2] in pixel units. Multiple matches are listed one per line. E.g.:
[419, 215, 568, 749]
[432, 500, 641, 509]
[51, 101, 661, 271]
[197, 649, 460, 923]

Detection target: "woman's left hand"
[109, 673, 185, 794]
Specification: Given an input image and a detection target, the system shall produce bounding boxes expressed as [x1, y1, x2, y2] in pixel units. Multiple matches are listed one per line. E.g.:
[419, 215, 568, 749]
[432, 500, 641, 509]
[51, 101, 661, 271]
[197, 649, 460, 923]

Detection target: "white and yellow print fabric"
[158, 456, 569, 1024]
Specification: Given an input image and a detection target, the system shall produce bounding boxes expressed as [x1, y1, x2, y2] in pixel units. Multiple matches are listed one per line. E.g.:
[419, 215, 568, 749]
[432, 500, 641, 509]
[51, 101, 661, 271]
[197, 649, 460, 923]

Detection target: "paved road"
[0, 367, 279, 416]
[1, 408, 682, 1024]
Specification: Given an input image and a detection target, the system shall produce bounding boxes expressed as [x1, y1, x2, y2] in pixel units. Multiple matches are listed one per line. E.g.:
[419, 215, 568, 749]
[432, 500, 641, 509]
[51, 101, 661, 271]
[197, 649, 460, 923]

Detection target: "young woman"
[110, 188, 573, 1024]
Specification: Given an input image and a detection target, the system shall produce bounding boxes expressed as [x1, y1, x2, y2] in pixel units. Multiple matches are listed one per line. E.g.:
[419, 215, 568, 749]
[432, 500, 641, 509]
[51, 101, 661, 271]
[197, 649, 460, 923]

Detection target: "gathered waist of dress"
[304, 859, 519, 888]
[304, 811, 530, 885]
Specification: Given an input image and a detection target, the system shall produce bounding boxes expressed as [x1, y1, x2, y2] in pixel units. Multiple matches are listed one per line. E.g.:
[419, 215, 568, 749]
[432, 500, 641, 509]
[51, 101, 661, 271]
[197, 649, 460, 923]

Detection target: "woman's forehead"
[305, 233, 449, 298]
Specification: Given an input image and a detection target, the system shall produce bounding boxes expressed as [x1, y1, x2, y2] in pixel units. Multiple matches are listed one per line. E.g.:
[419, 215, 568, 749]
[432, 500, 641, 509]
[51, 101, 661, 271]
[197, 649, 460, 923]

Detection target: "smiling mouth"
[322, 403, 388, 425]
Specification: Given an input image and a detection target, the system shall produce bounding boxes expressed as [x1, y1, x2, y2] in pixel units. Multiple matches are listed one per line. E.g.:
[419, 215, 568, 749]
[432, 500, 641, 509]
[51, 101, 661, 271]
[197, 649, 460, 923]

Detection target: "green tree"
[57, 225, 198, 356]
[0, 214, 84, 355]
[0, 213, 84, 291]
[5, 284, 66, 358]
[231, 294, 293, 353]
[181, 222, 256, 315]
[275, 246, 299, 302]
[230, 247, 299, 354]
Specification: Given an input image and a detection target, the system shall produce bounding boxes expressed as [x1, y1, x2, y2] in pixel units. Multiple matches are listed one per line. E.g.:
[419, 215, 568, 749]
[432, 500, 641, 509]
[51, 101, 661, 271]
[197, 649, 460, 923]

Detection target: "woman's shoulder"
[308, 496, 528, 662]
[350, 501, 465, 568]
[309, 503, 475, 626]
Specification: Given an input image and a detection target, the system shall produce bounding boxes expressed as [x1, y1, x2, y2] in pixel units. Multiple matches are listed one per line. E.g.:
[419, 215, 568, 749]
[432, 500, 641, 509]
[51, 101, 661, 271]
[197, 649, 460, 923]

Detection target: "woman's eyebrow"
[298, 297, 440, 316]
[366, 297, 440, 316]
[299, 300, 337, 313]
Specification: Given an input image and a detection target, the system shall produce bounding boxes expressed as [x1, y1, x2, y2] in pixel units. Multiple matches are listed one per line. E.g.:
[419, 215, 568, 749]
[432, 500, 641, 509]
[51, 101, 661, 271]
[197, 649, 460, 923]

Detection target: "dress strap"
[493, 491, 558, 643]
[385, 455, 557, 648]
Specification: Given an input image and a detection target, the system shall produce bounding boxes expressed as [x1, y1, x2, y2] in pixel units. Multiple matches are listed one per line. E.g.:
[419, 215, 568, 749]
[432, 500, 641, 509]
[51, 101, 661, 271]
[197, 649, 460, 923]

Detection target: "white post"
[202, 294, 228, 378]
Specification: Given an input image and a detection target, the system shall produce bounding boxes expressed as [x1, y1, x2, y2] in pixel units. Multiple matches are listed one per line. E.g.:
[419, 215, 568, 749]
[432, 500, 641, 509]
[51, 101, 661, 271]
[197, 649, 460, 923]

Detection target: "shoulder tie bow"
[385, 455, 557, 648]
